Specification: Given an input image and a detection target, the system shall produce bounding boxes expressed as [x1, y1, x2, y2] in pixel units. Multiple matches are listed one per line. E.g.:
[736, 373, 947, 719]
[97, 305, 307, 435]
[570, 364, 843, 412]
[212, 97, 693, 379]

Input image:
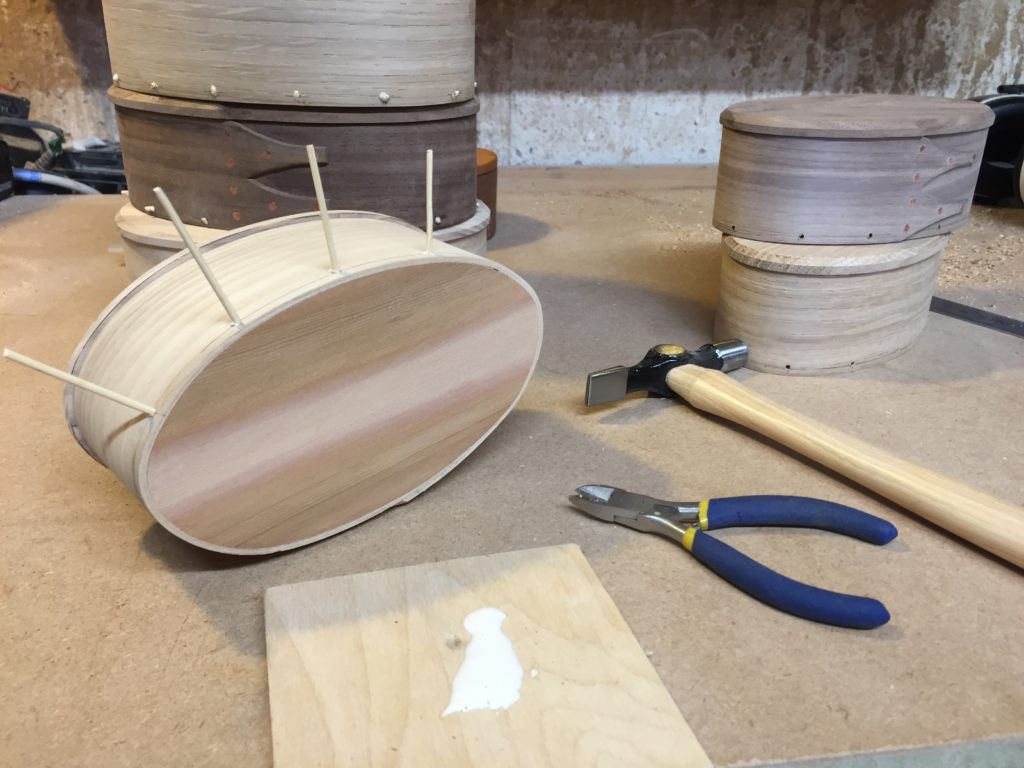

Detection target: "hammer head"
[585, 340, 748, 406]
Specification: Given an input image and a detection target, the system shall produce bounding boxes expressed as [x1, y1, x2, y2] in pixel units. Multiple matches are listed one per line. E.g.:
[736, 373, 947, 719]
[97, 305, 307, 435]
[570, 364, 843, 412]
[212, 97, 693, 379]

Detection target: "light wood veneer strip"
[102, 0, 476, 107]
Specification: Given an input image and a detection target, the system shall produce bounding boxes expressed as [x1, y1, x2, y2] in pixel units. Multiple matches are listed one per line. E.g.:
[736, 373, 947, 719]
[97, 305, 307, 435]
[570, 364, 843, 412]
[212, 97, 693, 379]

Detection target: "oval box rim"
[724, 234, 949, 275]
[108, 86, 480, 125]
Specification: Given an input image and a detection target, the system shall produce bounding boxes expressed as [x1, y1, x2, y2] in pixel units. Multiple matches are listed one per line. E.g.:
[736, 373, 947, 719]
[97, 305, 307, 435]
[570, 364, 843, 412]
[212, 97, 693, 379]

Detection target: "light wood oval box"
[115, 200, 492, 279]
[65, 211, 542, 554]
[713, 95, 994, 244]
[714, 234, 947, 374]
[112, 87, 478, 230]
[102, 0, 475, 108]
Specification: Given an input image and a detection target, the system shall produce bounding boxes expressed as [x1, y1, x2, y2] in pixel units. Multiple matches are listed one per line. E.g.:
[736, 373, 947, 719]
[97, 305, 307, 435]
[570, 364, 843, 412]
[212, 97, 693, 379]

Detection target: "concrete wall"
[476, 0, 1024, 164]
[0, 0, 116, 142]
[2, 0, 1021, 164]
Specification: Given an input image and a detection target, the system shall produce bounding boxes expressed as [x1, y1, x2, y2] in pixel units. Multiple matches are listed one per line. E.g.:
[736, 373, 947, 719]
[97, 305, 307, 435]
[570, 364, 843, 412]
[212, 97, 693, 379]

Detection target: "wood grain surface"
[667, 366, 1024, 570]
[112, 88, 478, 230]
[102, 0, 475, 108]
[65, 211, 542, 553]
[723, 233, 947, 275]
[714, 235, 946, 374]
[265, 544, 711, 768]
[720, 94, 994, 138]
[115, 200, 491, 279]
[713, 125, 988, 244]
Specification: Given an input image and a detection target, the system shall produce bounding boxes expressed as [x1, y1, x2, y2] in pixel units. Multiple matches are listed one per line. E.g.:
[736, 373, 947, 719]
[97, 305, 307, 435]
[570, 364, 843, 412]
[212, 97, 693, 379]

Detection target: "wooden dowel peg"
[305, 144, 341, 273]
[425, 148, 434, 253]
[152, 186, 243, 326]
[3, 348, 157, 416]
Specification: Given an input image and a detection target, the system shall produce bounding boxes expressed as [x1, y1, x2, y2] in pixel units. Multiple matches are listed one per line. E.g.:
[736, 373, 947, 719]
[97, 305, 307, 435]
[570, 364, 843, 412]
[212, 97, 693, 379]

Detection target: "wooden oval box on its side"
[102, 0, 475, 108]
[66, 212, 542, 554]
[112, 87, 478, 230]
[714, 234, 947, 375]
[115, 201, 492, 279]
[713, 95, 994, 244]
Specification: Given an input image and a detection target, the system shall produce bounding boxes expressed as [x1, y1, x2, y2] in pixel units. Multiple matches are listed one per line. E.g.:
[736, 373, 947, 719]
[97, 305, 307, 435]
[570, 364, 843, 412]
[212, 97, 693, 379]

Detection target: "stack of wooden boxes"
[710, 95, 994, 374]
[101, 0, 490, 278]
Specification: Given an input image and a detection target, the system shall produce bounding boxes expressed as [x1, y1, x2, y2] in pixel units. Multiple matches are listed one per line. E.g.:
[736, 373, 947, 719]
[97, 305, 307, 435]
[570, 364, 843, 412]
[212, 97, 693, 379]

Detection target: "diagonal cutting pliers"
[569, 485, 898, 629]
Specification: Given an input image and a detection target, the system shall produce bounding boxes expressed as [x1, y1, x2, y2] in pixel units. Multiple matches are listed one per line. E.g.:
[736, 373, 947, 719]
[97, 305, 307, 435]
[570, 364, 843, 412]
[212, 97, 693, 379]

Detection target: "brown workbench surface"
[2, 172, 1023, 767]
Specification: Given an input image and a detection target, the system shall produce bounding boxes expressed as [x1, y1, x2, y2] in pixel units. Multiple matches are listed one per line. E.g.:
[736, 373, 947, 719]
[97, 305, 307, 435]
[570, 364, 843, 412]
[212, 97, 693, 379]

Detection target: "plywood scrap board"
[264, 544, 710, 767]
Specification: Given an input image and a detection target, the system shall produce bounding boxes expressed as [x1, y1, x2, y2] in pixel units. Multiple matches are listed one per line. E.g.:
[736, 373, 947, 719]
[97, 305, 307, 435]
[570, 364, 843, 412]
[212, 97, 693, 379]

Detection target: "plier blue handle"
[569, 486, 897, 629]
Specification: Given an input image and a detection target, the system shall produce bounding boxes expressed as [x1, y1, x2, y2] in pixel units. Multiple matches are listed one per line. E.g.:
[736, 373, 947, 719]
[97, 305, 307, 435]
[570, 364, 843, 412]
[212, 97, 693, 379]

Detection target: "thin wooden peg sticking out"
[425, 148, 434, 254]
[3, 348, 157, 416]
[152, 187, 243, 326]
[305, 144, 341, 273]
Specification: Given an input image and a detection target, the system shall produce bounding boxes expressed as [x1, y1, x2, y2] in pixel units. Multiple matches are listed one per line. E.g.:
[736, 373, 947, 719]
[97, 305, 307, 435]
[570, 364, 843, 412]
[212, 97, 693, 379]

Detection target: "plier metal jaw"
[571, 485, 701, 538]
[569, 485, 897, 630]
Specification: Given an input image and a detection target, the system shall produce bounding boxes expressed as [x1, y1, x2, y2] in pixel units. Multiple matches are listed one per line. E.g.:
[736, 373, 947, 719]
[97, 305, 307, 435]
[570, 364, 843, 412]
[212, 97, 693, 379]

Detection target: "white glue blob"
[442, 607, 523, 716]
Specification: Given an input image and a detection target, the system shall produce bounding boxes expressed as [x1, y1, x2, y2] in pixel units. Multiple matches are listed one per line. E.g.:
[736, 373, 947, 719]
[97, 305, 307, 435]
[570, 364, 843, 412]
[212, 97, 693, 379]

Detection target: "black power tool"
[0, 140, 12, 202]
[0, 88, 125, 195]
[973, 85, 1024, 206]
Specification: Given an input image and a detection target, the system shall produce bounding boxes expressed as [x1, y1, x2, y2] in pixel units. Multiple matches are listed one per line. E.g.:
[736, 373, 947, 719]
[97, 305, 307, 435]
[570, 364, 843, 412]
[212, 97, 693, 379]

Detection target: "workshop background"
[2, 0, 1023, 165]
[3, 2, 1024, 767]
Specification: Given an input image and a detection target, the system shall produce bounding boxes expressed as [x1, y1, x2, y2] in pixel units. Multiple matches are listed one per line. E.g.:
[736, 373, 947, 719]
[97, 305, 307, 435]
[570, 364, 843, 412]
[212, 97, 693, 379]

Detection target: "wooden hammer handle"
[667, 365, 1024, 569]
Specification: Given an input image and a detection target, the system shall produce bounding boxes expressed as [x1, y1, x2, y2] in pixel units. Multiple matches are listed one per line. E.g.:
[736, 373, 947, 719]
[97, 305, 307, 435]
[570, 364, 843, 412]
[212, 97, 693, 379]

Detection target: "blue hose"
[13, 168, 99, 195]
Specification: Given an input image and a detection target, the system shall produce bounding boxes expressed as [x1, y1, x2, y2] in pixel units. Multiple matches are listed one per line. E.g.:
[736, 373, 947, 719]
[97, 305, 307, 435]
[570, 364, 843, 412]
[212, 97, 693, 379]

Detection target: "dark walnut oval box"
[112, 86, 478, 230]
[713, 94, 994, 245]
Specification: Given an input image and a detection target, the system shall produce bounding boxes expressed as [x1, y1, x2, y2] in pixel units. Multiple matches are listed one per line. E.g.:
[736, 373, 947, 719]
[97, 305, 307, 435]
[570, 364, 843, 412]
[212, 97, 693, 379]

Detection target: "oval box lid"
[724, 234, 949, 275]
[721, 94, 994, 139]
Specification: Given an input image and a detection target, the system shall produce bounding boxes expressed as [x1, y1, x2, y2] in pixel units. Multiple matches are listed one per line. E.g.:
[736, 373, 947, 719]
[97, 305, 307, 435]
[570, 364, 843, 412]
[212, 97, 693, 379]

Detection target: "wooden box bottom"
[116, 201, 491, 280]
[714, 235, 948, 375]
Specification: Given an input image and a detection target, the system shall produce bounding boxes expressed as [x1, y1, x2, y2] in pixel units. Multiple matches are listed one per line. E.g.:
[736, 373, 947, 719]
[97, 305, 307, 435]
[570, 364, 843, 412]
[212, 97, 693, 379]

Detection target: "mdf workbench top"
[1, 181, 1023, 768]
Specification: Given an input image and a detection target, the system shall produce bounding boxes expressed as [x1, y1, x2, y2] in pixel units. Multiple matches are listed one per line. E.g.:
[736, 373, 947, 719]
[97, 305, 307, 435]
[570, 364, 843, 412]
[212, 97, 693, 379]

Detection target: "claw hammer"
[586, 340, 1024, 569]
